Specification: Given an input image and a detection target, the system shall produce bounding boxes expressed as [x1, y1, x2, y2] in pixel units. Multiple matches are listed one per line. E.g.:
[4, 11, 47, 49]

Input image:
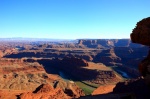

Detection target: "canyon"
[1, 18, 150, 99]
[0, 37, 149, 99]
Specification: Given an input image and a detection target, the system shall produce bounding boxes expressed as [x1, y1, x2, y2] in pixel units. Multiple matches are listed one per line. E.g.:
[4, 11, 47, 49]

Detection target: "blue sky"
[0, 0, 149, 39]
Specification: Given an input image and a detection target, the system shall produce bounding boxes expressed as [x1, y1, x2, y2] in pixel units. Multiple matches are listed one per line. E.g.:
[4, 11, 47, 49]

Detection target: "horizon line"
[0, 37, 130, 40]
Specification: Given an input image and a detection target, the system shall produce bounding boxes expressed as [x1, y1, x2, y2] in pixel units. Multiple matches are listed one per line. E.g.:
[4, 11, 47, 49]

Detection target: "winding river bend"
[44, 64, 131, 95]
[58, 71, 98, 95]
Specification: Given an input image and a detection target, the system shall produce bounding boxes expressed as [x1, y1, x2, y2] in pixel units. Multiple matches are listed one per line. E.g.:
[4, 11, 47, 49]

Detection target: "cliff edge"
[130, 17, 150, 87]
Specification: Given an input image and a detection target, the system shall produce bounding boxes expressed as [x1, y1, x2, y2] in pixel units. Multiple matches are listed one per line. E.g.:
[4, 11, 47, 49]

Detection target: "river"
[115, 69, 131, 78]
[59, 71, 71, 80]
[58, 71, 98, 95]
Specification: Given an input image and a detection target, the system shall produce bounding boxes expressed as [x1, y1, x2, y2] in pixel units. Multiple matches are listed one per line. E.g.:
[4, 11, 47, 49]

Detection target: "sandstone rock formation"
[94, 48, 121, 66]
[0, 58, 50, 91]
[131, 17, 150, 46]
[0, 50, 4, 58]
[0, 84, 70, 99]
[42, 57, 122, 85]
[19, 84, 69, 99]
[78, 39, 144, 48]
[92, 85, 116, 95]
[0, 58, 85, 99]
[130, 17, 150, 87]
[62, 56, 89, 67]
[113, 77, 150, 99]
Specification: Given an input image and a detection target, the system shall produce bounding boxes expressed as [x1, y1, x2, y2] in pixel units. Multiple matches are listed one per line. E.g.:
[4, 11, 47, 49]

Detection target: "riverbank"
[59, 71, 99, 95]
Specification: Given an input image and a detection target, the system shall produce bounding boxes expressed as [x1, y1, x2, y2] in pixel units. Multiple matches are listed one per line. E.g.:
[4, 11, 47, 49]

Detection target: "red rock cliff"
[130, 17, 150, 86]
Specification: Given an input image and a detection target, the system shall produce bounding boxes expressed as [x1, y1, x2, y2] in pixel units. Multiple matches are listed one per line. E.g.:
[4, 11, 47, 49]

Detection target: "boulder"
[131, 17, 150, 46]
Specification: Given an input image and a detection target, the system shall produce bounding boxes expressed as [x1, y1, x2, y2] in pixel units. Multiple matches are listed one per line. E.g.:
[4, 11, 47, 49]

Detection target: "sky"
[0, 0, 149, 39]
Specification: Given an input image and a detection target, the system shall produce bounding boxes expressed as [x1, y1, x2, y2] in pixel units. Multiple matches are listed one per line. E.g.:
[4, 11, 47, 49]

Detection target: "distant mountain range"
[0, 37, 75, 42]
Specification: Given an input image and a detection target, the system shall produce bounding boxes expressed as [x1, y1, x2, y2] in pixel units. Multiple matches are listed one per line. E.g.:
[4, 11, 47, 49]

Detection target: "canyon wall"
[78, 39, 144, 48]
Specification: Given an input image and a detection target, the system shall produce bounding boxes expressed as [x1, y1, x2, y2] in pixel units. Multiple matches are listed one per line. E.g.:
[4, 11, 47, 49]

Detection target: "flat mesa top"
[83, 62, 112, 71]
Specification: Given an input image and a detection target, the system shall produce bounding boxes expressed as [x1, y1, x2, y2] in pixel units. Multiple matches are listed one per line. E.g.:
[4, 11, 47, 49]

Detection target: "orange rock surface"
[92, 85, 116, 95]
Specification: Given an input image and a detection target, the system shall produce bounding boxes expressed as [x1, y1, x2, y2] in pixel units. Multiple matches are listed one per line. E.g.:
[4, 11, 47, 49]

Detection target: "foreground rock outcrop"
[131, 17, 150, 46]
[113, 77, 150, 99]
[130, 17, 150, 87]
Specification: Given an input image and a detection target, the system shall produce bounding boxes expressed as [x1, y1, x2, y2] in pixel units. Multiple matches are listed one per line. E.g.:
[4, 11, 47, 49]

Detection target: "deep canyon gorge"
[0, 17, 150, 99]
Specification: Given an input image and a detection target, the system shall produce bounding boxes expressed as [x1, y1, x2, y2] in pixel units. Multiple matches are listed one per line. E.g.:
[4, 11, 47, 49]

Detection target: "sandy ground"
[92, 85, 116, 95]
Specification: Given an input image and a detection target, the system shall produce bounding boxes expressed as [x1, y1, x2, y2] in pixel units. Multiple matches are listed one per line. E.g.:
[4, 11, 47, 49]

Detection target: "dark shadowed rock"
[131, 17, 150, 87]
[62, 56, 89, 67]
[130, 17, 150, 46]
[93, 48, 121, 66]
[113, 78, 150, 99]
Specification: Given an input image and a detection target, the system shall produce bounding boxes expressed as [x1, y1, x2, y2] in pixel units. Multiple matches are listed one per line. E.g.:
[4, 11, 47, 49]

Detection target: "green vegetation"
[75, 81, 97, 95]
[60, 71, 100, 95]
[82, 81, 100, 88]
